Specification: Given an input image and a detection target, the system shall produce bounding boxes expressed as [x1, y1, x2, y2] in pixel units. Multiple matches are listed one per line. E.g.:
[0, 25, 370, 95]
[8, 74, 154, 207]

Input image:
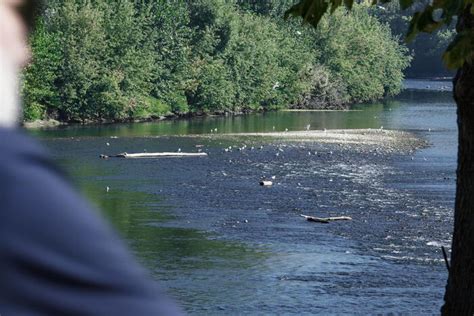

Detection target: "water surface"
[33, 79, 456, 315]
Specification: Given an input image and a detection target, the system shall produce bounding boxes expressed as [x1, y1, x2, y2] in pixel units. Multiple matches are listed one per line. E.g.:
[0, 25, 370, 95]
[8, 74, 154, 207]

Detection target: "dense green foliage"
[22, 0, 410, 122]
[314, 7, 410, 102]
[285, 0, 468, 69]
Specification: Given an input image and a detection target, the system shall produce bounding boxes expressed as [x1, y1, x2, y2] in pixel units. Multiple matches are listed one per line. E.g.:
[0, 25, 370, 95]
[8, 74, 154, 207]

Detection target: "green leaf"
[443, 30, 474, 69]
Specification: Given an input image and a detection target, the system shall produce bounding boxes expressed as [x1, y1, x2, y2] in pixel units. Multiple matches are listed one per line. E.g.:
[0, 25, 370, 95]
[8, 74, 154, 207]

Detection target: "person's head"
[0, 0, 42, 128]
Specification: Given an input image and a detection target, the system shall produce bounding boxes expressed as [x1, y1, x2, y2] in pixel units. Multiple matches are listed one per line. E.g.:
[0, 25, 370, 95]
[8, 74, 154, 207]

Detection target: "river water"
[32, 79, 456, 315]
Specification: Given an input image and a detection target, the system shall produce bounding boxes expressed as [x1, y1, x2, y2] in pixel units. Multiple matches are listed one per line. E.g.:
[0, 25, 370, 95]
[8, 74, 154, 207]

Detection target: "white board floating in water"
[102, 152, 208, 159]
[300, 214, 352, 224]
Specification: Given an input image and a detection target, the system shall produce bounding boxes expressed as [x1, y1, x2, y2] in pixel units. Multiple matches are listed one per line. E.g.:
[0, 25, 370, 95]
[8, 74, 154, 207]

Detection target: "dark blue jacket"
[0, 128, 182, 315]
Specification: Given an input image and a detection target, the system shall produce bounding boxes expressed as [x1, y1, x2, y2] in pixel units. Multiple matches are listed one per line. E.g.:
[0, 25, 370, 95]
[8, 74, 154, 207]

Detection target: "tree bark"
[442, 6, 474, 315]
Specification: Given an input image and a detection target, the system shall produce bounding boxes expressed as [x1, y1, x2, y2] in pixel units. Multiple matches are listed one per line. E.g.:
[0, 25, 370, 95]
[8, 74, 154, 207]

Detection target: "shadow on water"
[52, 151, 268, 311]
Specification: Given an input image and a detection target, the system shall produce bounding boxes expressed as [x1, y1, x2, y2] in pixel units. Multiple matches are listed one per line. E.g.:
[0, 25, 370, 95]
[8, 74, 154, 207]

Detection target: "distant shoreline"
[23, 78, 452, 130]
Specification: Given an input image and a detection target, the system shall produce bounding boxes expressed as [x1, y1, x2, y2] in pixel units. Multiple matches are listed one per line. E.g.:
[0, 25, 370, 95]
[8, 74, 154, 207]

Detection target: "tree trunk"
[442, 6, 474, 315]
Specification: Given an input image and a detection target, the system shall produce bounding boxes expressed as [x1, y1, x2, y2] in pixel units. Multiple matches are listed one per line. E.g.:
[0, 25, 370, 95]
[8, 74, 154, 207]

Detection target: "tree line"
[22, 0, 410, 123]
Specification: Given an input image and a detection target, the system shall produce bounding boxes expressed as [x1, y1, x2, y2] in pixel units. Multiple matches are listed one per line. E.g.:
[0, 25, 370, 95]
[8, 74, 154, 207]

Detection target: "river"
[31, 79, 456, 315]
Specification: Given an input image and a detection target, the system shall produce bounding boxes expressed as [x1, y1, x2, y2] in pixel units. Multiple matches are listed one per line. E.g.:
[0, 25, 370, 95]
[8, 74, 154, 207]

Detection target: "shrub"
[295, 65, 349, 109]
[185, 0, 314, 113]
[314, 5, 411, 103]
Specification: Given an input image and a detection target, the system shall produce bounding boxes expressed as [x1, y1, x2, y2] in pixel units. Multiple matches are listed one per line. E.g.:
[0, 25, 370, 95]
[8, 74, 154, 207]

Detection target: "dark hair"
[17, 0, 44, 32]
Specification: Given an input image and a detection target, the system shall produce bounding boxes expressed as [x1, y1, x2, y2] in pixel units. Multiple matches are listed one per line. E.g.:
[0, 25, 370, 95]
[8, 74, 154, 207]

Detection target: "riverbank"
[22, 79, 452, 130]
[22, 115, 173, 129]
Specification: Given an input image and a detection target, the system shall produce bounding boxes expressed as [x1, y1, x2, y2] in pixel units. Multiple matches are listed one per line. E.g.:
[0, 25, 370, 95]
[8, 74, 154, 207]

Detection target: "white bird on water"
[306, 124, 311, 131]
[106, 142, 110, 146]
[178, 148, 181, 153]
[106, 186, 110, 193]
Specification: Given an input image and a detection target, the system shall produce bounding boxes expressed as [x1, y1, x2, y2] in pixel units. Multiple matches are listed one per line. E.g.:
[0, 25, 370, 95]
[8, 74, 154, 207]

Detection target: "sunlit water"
[31, 79, 456, 315]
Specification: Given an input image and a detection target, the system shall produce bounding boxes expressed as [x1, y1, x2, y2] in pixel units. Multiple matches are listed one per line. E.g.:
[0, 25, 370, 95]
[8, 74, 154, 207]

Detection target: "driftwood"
[300, 214, 352, 224]
[100, 152, 208, 159]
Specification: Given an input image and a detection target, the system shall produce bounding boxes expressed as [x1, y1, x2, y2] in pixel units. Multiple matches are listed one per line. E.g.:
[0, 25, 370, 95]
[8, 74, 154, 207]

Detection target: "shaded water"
[33, 80, 456, 315]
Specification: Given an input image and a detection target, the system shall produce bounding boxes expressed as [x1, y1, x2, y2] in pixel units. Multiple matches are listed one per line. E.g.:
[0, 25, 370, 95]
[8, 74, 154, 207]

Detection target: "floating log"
[102, 152, 208, 159]
[120, 152, 208, 158]
[300, 214, 352, 224]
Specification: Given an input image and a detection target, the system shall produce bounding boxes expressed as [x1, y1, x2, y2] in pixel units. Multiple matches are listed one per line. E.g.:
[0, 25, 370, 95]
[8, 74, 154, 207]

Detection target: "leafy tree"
[314, 5, 410, 102]
[23, 0, 412, 122]
[51, 1, 108, 122]
[218, 6, 314, 111]
[99, 0, 156, 120]
[185, 0, 315, 113]
[28, 0, 159, 122]
[296, 64, 349, 109]
[22, 19, 62, 121]
[142, 0, 191, 114]
[186, 59, 236, 113]
[286, 0, 474, 313]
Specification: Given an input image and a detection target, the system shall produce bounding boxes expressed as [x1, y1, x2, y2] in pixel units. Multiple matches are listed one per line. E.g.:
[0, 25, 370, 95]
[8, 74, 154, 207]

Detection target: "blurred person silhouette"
[0, 1, 183, 314]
